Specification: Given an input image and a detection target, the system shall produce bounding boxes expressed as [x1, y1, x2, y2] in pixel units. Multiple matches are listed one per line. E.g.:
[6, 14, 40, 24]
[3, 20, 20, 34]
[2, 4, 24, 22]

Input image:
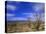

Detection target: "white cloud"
[22, 13, 37, 21]
[7, 17, 27, 21]
[7, 5, 16, 11]
[7, 13, 45, 22]
[23, 13, 36, 18]
[7, 13, 15, 16]
[22, 13, 45, 22]
[7, 13, 37, 21]
[23, 13, 33, 17]
[33, 4, 44, 12]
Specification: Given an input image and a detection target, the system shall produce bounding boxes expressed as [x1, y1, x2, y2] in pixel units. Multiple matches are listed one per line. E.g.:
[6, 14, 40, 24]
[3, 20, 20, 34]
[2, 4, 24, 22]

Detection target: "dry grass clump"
[7, 21, 45, 33]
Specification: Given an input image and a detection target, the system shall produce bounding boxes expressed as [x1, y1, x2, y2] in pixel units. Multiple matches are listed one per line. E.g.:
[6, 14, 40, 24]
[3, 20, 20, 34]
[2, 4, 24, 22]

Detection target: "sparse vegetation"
[7, 21, 45, 33]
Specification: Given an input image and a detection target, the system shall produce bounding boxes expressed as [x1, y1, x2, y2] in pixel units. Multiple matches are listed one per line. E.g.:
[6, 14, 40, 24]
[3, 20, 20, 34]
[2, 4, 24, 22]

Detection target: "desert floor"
[6, 21, 45, 33]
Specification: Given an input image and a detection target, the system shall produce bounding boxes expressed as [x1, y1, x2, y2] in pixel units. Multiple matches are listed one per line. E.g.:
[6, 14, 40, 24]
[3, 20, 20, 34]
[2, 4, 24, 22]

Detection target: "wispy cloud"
[7, 17, 27, 21]
[22, 13, 36, 18]
[7, 5, 16, 11]
[33, 4, 44, 12]
[7, 12, 44, 22]
[7, 13, 15, 16]
[22, 13, 45, 21]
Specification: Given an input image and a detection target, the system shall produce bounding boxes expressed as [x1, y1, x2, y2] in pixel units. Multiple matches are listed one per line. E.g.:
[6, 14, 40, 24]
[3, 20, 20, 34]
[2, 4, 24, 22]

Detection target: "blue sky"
[6, 1, 45, 21]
